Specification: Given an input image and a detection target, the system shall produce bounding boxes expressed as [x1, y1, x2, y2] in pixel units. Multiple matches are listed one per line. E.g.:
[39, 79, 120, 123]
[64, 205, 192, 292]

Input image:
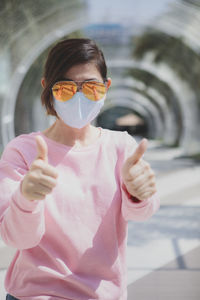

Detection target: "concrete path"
[0, 141, 199, 299]
[127, 142, 200, 299]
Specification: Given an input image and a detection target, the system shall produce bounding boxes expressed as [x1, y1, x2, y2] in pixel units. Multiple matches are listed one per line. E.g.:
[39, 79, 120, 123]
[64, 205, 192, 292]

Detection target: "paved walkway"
[128, 245, 200, 300]
[0, 141, 199, 299]
[126, 142, 200, 300]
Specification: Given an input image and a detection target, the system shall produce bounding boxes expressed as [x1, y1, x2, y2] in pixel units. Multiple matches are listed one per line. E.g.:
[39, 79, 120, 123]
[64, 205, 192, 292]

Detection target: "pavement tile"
[128, 246, 200, 300]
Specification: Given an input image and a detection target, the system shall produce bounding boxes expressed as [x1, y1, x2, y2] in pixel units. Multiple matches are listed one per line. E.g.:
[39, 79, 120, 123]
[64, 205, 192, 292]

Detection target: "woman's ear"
[41, 78, 46, 88]
[106, 78, 112, 90]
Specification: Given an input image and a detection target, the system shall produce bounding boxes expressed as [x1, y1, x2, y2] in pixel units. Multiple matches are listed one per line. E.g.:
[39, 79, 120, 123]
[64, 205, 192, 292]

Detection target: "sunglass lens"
[52, 81, 77, 102]
[82, 82, 106, 101]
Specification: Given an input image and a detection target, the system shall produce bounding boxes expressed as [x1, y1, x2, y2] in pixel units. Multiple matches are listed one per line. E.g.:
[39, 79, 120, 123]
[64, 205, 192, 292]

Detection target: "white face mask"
[53, 92, 105, 129]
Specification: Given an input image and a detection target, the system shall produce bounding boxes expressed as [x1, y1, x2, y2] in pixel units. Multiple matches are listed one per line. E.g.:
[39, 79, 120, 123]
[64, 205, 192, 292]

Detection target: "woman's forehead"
[64, 63, 102, 81]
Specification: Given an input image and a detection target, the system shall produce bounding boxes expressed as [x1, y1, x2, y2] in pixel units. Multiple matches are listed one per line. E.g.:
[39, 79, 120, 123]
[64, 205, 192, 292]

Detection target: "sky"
[87, 0, 175, 26]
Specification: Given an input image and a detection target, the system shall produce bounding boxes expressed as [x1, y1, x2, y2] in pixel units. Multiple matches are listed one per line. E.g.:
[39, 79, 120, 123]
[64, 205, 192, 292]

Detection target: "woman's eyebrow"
[63, 78, 99, 82]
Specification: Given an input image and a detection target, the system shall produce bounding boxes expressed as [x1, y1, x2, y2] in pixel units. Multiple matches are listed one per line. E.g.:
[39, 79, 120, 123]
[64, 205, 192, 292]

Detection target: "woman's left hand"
[122, 139, 157, 201]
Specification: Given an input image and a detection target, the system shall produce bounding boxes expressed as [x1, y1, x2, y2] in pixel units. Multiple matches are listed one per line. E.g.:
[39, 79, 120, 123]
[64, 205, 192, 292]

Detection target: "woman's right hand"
[21, 136, 58, 201]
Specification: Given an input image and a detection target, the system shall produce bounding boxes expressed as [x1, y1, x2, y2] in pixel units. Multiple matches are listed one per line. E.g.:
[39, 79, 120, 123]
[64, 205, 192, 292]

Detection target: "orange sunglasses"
[52, 80, 107, 102]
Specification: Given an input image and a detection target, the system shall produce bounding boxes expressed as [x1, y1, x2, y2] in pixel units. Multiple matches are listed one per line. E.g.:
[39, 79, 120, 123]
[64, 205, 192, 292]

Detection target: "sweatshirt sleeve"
[120, 132, 160, 222]
[0, 139, 45, 249]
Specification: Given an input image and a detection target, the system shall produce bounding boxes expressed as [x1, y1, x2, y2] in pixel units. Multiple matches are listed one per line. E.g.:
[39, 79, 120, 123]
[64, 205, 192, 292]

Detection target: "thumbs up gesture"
[21, 136, 58, 201]
[122, 139, 157, 201]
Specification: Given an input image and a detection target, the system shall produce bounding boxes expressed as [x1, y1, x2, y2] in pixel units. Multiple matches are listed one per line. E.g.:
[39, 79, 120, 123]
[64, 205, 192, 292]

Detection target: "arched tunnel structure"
[97, 63, 183, 146]
[1, 0, 200, 156]
[0, 0, 88, 148]
[96, 0, 200, 155]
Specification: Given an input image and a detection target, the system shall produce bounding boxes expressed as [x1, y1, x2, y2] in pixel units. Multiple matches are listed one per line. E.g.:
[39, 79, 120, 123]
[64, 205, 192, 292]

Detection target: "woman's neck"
[42, 119, 100, 147]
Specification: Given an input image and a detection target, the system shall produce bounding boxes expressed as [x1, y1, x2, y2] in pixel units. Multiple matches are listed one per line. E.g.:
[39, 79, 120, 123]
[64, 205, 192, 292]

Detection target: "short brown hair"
[41, 38, 108, 116]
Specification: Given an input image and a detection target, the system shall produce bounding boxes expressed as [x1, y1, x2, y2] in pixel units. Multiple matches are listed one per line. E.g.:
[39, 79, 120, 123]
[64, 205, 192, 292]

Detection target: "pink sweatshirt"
[0, 128, 159, 300]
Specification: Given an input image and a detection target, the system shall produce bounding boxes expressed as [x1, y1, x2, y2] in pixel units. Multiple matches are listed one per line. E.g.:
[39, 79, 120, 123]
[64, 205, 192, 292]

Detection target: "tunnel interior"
[96, 106, 149, 138]
[1, 0, 200, 156]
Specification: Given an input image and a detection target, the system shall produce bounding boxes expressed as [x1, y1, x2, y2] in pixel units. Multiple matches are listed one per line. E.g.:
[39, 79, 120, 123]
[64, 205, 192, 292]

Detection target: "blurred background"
[0, 0, 200, 299]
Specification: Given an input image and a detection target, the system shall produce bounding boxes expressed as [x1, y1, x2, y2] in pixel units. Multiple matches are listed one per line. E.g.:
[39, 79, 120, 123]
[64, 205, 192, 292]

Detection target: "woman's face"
[51, 62, 111, 129]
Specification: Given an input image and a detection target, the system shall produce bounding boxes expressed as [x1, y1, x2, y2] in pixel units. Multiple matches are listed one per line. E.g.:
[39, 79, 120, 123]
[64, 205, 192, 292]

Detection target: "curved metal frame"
[1, 18, 87, 146]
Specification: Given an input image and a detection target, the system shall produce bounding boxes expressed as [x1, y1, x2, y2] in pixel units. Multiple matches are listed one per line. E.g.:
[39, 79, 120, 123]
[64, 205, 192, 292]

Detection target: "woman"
[0, 38, 159, 300]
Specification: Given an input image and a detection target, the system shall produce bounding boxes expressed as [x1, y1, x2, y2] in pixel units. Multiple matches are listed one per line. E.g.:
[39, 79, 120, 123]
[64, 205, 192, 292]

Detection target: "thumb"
[35, 135, 48, 162]
[130, 138, 148, 165]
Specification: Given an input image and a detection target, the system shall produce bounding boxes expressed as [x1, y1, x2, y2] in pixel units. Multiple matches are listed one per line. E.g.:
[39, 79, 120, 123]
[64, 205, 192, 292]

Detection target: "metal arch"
[104, 88, 163, 139]
[111, 79, 167, 126]
[133, 59, 198, 149]
[97, 96, 156, 139]
[110, 78, 178, 144]
[107, 60, 183, 144]
[151, 1, 200, 53]
[1, 18, 88, 146]
[112, 78, 170, 117]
